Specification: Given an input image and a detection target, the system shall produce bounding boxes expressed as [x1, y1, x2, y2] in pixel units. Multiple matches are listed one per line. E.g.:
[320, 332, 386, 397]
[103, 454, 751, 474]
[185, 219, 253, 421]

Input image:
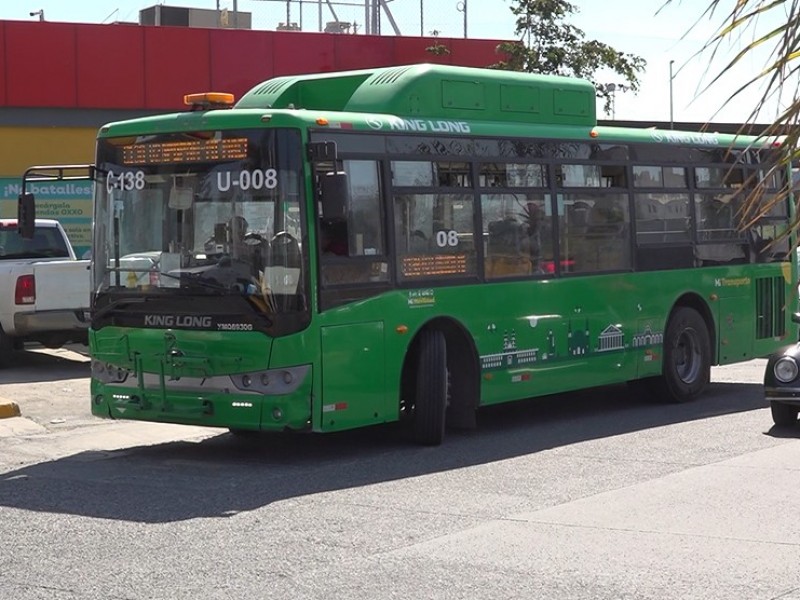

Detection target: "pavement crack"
[769, 586, 800, 600]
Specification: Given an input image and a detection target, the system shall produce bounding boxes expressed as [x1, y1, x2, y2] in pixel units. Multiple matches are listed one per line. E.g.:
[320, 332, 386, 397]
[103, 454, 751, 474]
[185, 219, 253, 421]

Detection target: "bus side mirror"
[319, 171, 349, 222]
[17, 192, 35, 239]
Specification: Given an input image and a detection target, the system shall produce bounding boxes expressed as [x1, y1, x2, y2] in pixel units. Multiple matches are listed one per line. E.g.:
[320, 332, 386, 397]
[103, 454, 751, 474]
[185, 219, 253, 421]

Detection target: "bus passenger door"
[319, 322, 386, 431]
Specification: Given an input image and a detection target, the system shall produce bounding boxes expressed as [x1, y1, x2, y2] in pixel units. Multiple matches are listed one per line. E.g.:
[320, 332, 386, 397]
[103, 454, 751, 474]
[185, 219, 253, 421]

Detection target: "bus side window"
[486, 216, 532, 278]
[563, 194, 631, 273]
[318, 159, 389, 286]
[394, 193, 477, 280]
[694, 192, 747, 265]
[482, 195, 548, 279]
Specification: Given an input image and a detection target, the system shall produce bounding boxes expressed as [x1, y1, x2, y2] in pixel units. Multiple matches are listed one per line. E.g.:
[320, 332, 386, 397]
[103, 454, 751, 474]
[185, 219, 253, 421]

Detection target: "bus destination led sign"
[402, 254, 468, 278]
[121, 138, 249, 165]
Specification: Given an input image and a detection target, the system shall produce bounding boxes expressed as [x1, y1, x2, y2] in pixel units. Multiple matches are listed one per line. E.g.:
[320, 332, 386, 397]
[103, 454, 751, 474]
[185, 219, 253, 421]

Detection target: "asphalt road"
[1, 348, 799, 600]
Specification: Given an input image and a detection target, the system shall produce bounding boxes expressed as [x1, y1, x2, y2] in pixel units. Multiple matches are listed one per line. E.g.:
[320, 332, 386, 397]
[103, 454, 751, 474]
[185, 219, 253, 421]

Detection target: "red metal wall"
[1, 20, 506, 111]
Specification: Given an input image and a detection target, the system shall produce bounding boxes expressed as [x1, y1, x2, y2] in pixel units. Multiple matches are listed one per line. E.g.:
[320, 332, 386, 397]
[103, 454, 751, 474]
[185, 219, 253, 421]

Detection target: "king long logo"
[366, 116, 471, 133]
[144, 315, 213, 328]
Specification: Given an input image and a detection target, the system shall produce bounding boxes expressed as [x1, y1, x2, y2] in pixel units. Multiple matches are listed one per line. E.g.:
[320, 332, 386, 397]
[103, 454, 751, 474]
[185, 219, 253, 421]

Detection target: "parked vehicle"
[0, 218, 90, 365]
[763, 312, 800, 426]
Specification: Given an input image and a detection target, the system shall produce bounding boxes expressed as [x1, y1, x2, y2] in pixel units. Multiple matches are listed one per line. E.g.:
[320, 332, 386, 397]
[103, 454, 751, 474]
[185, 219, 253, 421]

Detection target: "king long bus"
[20, 63, 796, 445]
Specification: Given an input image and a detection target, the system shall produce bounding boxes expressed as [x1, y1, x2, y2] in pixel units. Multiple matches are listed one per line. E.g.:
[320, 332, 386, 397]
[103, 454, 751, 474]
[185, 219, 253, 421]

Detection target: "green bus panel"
[320, 322, 387, 432]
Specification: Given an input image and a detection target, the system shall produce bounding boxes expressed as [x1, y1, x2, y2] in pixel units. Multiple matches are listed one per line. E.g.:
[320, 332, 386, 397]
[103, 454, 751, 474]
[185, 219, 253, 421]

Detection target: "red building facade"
[0, 20, 506, 112]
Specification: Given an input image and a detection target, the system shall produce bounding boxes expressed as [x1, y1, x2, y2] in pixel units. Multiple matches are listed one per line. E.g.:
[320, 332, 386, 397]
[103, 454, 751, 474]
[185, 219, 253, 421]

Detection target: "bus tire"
[655, 307, 711, 403]
[412, 329, 448, 446]
[770, 401, 799, 426]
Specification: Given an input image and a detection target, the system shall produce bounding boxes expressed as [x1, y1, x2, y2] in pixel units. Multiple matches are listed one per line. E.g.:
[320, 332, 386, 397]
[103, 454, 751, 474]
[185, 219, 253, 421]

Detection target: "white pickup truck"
[0, 218, 90, 366]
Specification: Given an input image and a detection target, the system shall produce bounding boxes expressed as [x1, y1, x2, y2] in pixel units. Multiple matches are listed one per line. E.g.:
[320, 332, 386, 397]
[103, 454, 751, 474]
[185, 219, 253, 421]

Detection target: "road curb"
[0, 399, 21, 419]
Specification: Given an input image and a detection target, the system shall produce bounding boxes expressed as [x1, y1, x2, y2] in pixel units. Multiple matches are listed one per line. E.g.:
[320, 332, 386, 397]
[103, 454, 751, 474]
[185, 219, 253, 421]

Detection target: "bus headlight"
[230, 365, 310, 395]
[774, 357, 799, 383]
[92, 359, 130, 384]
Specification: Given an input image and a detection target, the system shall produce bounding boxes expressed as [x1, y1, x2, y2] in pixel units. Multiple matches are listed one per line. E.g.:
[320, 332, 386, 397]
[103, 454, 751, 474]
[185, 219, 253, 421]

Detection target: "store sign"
[0, 178, 93, 258]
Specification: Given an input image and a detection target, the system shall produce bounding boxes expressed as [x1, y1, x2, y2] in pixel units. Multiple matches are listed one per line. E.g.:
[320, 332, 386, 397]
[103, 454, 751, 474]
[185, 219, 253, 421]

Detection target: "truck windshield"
[93, 128, 307, 327]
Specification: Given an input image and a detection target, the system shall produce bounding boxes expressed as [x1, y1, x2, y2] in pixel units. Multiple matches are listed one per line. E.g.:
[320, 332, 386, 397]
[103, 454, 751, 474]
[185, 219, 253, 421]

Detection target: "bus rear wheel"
[412, 329, 448, 446]
[655, 307, 711, 403]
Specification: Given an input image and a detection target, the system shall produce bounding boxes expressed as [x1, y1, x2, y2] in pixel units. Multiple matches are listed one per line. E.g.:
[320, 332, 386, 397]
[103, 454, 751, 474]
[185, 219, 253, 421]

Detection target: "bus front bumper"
[90, 363, 313, 432]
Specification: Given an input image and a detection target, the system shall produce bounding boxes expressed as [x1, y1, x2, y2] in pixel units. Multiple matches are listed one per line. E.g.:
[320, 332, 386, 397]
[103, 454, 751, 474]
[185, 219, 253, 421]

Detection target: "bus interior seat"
[485, 218, 532, 278]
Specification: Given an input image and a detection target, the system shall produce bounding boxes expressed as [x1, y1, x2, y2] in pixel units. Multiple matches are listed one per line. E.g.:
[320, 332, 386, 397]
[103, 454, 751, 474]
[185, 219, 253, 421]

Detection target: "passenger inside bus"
[320, 219, 349, 256]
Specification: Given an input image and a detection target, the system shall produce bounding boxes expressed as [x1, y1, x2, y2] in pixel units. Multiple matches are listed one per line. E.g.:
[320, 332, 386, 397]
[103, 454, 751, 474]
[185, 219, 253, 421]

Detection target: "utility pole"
[456, 0, 467, 38]
[669, 59, 675, 129]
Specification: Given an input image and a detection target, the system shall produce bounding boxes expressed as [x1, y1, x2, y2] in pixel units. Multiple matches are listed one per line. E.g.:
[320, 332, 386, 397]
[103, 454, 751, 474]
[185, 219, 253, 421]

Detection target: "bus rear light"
[15, 274, 35, 305]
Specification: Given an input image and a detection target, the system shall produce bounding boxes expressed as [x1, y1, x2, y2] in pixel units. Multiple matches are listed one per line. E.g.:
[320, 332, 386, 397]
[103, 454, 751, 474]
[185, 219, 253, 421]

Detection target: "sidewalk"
[0, 414, 46, 438]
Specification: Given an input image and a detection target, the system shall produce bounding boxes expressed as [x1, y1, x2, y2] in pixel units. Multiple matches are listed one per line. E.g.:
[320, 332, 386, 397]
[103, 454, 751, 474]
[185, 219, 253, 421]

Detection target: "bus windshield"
[93, 128, 306, 326]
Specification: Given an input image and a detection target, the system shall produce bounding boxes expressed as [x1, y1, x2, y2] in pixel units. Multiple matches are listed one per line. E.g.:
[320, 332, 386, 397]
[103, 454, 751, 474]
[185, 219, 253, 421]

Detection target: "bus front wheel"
[655, 307, 711, 403]
[412, 329, 448, 446]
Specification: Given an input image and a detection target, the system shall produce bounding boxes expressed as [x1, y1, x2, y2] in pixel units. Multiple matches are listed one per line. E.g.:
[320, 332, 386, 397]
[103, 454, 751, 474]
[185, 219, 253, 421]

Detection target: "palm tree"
[666, 0, 800, 236]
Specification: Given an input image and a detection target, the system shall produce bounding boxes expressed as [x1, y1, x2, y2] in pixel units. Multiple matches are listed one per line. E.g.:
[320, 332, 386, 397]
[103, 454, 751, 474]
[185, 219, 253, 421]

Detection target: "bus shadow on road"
[0, 379, 774, 523]
[1, 347, 90, 384]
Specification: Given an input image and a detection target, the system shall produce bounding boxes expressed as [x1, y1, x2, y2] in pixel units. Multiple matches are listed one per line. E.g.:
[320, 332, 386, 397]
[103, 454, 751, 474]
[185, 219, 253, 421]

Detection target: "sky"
[3, 0, 792, 124]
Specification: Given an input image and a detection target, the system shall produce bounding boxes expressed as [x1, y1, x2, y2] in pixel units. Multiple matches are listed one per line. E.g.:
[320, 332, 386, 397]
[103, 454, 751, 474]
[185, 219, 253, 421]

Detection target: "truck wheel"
[412, 329, 448, 446]
[770, 401, 799, 426]
[0, 329, 13, 368]
[654, 307, 711, 403]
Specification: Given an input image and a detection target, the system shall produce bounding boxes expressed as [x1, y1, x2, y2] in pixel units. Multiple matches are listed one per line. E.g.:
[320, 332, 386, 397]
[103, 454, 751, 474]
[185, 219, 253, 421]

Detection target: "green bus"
[37, 64, 798, 445]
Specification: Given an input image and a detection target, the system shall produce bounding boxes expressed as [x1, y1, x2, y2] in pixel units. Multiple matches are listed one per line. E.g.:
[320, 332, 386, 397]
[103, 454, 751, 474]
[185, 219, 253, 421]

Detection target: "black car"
[764, 315, 800, 426]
